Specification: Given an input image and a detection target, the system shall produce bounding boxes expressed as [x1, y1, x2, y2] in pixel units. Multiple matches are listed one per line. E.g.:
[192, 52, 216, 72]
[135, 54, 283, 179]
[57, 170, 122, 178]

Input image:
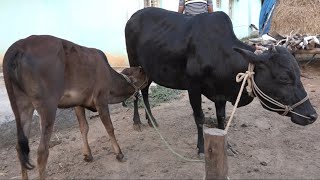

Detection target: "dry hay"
[270, 0, 320, 35]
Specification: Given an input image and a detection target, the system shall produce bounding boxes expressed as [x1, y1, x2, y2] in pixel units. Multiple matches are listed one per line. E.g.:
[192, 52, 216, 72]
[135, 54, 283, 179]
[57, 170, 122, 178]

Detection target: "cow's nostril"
[308, 113, 318, 122]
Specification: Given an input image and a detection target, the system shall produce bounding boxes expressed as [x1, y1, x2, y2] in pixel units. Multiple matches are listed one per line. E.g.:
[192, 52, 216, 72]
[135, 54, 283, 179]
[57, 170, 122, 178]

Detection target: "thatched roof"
[270, 0, 320, 35]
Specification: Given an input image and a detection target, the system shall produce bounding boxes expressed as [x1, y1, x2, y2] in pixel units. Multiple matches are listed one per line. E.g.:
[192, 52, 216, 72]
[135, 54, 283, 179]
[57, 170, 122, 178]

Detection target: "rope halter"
[236, 63, 310, 119]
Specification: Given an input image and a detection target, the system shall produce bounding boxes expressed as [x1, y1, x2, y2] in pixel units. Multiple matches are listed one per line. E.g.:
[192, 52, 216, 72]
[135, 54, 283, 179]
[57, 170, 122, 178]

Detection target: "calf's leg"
[35, 101, 57, 179]
[15, 94, 35, 180]
[96, 104, 124, 161]
[75, 106, 93, 162]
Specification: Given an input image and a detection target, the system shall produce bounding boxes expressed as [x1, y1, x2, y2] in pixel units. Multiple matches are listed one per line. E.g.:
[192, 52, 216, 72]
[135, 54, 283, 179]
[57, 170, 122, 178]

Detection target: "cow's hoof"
[116, 153, 125, 162]
[133, 123, 143, 132]
[148, 119, 158, 128]
[198, 153, 205, 159]
[83, 154, 93, 162]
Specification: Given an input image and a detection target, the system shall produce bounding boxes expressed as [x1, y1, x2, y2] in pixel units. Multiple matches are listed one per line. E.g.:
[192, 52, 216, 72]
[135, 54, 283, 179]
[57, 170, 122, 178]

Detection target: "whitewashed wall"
[0, 0, 144, 66]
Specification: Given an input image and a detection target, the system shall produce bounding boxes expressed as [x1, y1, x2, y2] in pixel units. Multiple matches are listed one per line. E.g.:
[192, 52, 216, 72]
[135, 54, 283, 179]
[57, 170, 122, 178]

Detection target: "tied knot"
[236, 70, 255, 97]
[282, 105, 293, 116]
[236, 71, 255, 83]
[246, 70, 255, 78]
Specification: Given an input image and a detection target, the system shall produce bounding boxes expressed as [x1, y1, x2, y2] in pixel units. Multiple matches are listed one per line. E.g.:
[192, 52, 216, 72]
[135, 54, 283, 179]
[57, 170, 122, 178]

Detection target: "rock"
[71, 137, 76, 141]
[161, 169, 169, 173]
[241, 123, 248, 127]
[260, 161, 267, 166]
[49, 140, 62, 148]
[254, 168, 260, 172]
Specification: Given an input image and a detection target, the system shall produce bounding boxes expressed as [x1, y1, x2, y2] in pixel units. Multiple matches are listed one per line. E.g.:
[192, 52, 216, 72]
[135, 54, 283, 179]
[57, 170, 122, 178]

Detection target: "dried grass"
[270, 0, 320, 35]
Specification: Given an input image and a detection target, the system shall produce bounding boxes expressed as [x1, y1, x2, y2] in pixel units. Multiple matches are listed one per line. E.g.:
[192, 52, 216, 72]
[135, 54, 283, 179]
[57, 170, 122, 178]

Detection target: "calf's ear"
[233, 47, 268, 64]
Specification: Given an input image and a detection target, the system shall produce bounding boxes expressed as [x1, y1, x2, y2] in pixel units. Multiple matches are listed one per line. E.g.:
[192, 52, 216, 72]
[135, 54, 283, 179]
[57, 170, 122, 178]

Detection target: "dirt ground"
[0, 61, 319, 179]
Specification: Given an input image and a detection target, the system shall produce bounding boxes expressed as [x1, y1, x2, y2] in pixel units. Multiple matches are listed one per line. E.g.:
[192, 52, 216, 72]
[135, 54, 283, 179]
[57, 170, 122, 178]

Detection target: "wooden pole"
[204, 128, 228, 180]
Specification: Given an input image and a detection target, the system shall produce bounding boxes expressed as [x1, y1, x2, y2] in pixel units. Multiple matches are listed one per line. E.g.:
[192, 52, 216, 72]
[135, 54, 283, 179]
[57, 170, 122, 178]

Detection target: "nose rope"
[250, 74, 310, 119]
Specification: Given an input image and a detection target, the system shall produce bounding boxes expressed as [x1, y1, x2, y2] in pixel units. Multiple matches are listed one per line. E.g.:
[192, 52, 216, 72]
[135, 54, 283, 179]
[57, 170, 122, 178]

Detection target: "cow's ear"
[233, 47, 267, 64]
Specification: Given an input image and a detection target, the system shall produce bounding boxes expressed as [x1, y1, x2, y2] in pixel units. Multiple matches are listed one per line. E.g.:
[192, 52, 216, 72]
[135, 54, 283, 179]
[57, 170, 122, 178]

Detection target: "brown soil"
[0, 61, 319, 179]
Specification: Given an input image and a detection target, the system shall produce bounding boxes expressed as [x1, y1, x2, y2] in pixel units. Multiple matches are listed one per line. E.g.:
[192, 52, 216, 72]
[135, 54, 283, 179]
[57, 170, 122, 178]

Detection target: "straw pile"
[270, 0, 320, 35]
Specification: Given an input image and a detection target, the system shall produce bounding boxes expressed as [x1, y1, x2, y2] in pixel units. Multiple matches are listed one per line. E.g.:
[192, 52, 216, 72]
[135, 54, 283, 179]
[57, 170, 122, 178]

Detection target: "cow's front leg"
[132, 94, 143, 131]
[215, 99, 237, 156]
[75, 106, 93, 162]
[141, 84, 158, 128]
[215, 100, 226, 129]
[188, 86, 205, 155]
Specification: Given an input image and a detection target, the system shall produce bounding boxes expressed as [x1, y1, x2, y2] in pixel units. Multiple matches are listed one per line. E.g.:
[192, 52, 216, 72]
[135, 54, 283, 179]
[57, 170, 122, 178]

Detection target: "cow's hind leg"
[96, 104, 124, 161]
[141, 83, 158, 128]
[35, 101, 57, 179]
[188, 86, 205, 156]
[215, 100, 226, 129]
[75, 106, 93, 162]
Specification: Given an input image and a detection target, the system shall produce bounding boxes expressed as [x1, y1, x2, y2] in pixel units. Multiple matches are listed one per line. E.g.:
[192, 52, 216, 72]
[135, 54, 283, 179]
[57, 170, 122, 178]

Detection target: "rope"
[251, 80, 310, 119]
[142, 99, 205, 163]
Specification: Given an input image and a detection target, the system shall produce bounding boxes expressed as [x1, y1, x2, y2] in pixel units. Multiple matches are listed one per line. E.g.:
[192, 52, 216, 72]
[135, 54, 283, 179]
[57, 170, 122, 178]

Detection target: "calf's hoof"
[83, 154, 94, 162]
[116, 153, 125, 162]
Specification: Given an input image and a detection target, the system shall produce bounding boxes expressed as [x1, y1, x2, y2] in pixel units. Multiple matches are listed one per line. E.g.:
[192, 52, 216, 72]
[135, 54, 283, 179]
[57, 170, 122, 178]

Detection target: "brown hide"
[2, 35, 147, 180]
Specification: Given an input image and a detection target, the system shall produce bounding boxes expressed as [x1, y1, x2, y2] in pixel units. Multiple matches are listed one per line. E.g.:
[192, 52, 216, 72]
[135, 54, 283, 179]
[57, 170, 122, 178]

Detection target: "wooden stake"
[204, 128, 228, 180]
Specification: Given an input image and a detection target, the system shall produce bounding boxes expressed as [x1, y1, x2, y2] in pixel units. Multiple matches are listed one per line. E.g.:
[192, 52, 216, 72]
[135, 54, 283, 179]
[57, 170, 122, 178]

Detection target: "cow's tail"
[3, 47, 35, 170]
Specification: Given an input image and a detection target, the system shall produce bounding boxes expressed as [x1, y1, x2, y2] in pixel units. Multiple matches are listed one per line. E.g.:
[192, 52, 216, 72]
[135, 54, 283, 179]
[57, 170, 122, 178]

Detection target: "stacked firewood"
[247, 31, 320, 53]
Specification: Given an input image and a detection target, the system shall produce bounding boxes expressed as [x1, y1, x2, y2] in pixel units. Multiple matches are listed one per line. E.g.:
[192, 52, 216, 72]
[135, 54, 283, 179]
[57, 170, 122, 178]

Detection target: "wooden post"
[204, 128, 228, 180]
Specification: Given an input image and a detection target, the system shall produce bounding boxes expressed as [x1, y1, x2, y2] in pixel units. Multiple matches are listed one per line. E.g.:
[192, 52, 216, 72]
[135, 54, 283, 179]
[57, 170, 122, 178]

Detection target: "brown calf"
[3, 35, 147, 180]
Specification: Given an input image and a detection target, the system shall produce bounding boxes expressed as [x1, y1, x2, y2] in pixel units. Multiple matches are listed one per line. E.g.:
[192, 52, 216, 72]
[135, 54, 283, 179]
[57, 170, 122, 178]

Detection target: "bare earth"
[0, 61, 319, 179]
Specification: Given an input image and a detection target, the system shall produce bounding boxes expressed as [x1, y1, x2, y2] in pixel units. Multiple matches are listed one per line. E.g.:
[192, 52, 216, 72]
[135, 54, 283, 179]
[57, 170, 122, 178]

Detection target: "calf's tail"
[3, 47, 35, 170]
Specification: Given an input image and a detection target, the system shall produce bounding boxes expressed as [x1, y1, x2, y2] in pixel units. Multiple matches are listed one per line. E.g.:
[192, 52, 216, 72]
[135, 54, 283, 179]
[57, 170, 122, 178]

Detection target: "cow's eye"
[279, 74, 292, 84]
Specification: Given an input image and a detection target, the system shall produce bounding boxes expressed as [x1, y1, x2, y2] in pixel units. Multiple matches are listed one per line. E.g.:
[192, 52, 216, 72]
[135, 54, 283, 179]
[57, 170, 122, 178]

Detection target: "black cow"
[125, 7, 318, 155]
